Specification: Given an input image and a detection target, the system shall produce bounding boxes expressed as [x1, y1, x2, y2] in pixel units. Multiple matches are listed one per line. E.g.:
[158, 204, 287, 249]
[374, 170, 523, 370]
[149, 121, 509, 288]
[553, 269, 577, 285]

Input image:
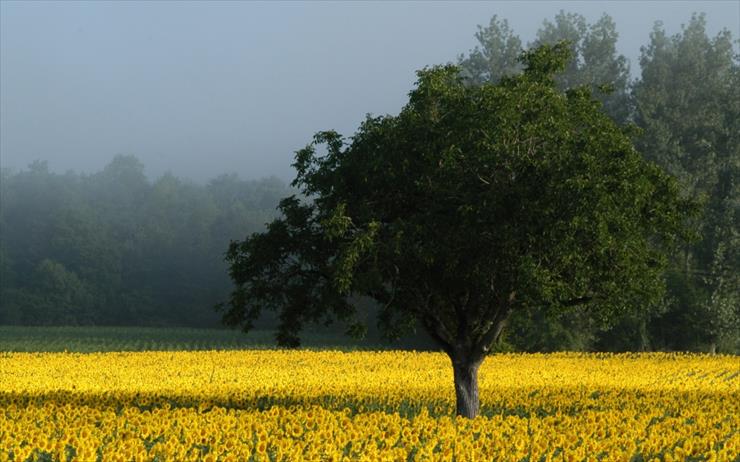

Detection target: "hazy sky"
[1, 1, 738, 182]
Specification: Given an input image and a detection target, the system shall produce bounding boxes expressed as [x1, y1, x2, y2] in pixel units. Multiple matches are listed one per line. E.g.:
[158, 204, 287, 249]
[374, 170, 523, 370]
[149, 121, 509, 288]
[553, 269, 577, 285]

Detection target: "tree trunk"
[452, 356, 482, 418]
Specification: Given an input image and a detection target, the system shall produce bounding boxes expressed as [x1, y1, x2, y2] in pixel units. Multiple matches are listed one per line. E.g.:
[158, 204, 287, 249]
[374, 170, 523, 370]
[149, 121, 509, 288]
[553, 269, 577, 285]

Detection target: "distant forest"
[1, 12, 737, 353]
[0, 156, 290, 328]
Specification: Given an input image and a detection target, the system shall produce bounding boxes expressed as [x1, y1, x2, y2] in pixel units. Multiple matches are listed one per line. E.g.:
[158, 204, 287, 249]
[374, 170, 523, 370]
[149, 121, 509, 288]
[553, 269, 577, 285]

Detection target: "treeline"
[0, 156, 290, 327]
[458, 12, 738, 353]
[0, 12, 737, 353]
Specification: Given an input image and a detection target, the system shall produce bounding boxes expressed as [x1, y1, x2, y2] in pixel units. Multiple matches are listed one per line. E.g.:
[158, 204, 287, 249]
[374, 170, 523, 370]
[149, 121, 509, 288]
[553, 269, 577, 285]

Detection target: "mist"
[2, 0, 739, 353]
[2, 1, 738, 182]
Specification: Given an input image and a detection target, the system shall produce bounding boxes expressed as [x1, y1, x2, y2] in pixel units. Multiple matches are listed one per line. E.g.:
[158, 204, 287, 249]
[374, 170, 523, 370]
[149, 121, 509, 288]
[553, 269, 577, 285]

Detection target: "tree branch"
[474, 307, 513, 358]
[420, 315, 454, 356]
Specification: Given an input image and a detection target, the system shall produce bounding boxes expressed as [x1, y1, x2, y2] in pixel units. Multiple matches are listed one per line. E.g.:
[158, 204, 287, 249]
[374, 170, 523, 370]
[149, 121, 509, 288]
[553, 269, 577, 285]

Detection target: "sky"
[1, 1, 738, 182]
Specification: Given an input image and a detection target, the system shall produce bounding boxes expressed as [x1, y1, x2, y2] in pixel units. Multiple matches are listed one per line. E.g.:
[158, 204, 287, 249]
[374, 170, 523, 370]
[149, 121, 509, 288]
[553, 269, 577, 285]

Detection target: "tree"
[633, 14, 739, 353]
[459, 12, 631, 124]
[532, 12, 631, 123]
[220, 44, 692, 418]
[33, 260, 94, 325]
[0, 156, 291, 328]
[459, 13, 637, 352]
[458, 15, 522, 85]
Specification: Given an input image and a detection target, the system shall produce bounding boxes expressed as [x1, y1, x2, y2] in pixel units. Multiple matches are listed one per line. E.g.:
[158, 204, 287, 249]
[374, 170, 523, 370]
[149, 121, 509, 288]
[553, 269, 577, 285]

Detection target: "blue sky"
[1, 1, 738, 181]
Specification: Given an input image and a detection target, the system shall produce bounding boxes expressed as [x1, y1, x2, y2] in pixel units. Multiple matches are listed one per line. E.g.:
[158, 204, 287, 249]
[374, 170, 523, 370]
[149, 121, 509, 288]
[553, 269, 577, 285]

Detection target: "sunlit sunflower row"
[0, 351, 738, 461]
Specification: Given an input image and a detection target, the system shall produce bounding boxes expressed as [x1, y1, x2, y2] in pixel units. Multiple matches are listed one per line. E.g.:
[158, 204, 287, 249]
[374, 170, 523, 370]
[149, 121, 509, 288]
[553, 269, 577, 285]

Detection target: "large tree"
[458, 13, 638, 352]
[220, 44, 692, 418]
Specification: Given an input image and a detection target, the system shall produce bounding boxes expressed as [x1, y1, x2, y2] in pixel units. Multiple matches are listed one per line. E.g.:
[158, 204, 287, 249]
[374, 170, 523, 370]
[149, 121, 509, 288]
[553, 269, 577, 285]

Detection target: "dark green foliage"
[458, 11, 738, 354]
[220, 44, 692, 360]
[220, 44, 693, 417]
[0, 156, 290, 327]
[506, 306, 596, 353]
[633, 14, 739, 353]
[3, 11, 733, 357]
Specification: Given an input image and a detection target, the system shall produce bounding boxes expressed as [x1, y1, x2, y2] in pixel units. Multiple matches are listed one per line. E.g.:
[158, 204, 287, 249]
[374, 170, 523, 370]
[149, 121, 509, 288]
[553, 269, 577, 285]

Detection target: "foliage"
[532, 12, 631, 123]
[457, 12, 638, 354]
[459, 11, 631, 123]
[457, 15, 522, 84]
[221, 44, 691, 352]
[220, 44, 693, 417]
[506, 306, 596, 353]
[2, 11, 735, 357]
[0, 156, 290, 327]
[2, 351, 738, 460]
[633, 14, 740, 353]
[458, 11, 739, 354]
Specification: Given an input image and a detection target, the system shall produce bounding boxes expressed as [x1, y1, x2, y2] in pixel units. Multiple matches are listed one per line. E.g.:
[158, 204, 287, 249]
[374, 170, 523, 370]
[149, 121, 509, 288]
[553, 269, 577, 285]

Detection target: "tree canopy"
[220, 44, 693, 417]
[457, 11, 739, 353]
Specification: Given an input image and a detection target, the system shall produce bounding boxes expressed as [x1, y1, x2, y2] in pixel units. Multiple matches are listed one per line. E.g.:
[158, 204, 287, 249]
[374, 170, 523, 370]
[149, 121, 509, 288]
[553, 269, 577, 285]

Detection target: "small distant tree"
[220, 44, 693, 418]
[458, 15, 523, 85]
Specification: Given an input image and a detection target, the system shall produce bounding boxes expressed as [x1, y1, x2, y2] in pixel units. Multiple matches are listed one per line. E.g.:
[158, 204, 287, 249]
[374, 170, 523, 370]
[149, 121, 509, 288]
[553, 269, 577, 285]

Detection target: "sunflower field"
[0, 351, 737, 461]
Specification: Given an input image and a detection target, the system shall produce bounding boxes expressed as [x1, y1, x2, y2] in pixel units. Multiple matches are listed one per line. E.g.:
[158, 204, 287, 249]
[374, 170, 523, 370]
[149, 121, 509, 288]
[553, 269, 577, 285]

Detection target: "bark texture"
[452, 357, 482, 419]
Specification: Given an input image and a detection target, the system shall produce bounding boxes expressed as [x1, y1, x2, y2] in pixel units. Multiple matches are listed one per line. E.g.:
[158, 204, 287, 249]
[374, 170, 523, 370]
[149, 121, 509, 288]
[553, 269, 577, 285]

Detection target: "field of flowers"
[0, 351, 738, 461]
